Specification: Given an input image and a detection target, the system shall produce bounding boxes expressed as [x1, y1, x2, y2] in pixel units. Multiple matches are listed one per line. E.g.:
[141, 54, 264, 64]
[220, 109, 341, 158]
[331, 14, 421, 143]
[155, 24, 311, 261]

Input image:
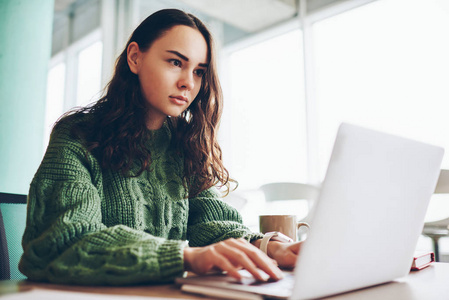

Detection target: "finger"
[281, 251, 298, 269]
[204, 247, 243, 280]
[287, 242, 302, 255]
[223, 239, 283, 281]
[236, 238, 249, 244]
[215, 241, 268, 281]
[235, 239, 278, 266]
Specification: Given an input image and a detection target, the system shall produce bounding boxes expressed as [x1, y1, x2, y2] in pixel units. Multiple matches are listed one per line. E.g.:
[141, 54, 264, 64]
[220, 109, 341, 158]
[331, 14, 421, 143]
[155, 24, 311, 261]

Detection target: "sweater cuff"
[157, 239, 188, 281]
[243, 232, 264, 243]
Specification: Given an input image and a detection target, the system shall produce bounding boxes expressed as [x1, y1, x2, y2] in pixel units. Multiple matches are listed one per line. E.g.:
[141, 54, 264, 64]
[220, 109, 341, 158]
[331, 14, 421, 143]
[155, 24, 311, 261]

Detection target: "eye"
[194, 68, 206, 77]
[169, 59, 182, 67]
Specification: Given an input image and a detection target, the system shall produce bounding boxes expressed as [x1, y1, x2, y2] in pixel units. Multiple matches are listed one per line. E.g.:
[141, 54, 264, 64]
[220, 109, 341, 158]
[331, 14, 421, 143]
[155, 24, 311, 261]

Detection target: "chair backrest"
[423, 169, 449, 228]
[435, 169, 449, 194]
[259, 182, 320, 202]
[259, 182, 321, 223]
[0, 192, 27, 280]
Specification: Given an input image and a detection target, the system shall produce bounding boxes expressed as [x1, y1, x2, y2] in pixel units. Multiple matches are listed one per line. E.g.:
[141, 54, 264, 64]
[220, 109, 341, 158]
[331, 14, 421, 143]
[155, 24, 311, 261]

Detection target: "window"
[44, 30, 103, 149]
[223, 29, 307, 190]
[313, 0, 449, 177]
[44, 62, 65, 150]
[221, 0, 449, 237]
[76, 40, 103, 106]
[312, 0, 449, 222]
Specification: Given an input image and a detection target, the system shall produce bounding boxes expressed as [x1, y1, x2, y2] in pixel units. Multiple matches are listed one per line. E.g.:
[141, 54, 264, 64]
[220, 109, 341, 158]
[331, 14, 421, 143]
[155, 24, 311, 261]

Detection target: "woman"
[19, 9, 301, 285]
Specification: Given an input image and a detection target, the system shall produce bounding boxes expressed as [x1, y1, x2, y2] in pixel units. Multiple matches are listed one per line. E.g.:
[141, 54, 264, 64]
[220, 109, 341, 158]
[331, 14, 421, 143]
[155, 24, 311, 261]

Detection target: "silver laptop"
[176, 123, 444, 299]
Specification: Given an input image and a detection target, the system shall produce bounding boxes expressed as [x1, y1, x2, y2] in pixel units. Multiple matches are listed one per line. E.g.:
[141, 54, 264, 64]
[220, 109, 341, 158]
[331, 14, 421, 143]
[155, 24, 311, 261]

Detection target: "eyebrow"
[166, 50, 209, 68]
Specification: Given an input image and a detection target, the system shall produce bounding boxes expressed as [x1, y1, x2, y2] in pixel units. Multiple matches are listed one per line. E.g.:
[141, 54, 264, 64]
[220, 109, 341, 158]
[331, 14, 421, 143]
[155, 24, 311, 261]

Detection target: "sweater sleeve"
[187, 188, 263, 247]
[19, 123, 187, 285]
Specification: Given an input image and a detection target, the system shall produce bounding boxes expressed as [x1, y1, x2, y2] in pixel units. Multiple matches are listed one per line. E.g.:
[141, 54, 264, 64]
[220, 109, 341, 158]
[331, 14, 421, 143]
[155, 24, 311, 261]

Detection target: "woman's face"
[127, 25, 209, 130]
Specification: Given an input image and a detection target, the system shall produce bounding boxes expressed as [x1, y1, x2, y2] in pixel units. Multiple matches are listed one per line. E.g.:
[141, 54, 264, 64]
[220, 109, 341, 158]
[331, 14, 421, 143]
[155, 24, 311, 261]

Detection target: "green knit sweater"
[19, 114, 262, 285]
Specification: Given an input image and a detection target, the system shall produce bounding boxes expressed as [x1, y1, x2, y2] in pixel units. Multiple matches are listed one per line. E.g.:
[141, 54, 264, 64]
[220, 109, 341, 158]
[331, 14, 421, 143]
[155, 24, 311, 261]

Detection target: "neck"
[146, 116, 166, 130]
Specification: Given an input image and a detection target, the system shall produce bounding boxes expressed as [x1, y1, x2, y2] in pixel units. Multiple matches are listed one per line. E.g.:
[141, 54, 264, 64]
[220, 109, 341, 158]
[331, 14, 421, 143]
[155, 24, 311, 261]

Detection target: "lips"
[169, 95, 188, 105]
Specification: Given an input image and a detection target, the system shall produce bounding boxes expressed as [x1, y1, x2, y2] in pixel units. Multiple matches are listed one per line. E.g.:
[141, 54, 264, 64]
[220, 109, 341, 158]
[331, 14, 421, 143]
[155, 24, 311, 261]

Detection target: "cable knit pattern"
[19, 114, 262, 285]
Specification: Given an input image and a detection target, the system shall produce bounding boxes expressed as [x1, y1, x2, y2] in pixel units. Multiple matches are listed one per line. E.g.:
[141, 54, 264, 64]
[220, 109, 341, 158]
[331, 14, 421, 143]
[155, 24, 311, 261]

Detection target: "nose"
[178, 71, 194, 91]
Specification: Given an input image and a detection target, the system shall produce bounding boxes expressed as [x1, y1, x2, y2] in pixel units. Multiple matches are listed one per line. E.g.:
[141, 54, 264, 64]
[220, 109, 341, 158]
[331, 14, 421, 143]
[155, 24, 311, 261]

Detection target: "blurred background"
[1, 0, 449, 258]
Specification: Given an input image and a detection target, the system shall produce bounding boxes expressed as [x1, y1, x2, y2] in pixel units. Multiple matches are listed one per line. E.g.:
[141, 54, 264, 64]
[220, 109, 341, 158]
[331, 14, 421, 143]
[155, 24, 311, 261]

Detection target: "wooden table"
[0, 279, 199, 299]
[1, 263, 449, 299]
[325, 262, 449, 300]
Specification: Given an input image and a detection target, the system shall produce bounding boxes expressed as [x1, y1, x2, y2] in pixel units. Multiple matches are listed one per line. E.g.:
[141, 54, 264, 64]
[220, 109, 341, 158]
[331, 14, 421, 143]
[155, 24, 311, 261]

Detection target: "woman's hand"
[251, 239, 302, 269]
[183, 238, 284, 281]
[266, 241, 302, 269]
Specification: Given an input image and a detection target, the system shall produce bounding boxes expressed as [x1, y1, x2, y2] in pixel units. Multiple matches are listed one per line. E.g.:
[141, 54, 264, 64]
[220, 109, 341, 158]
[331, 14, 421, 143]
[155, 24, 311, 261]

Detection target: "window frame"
[43, 28, 102, 150]
[220, 0, 379, 185]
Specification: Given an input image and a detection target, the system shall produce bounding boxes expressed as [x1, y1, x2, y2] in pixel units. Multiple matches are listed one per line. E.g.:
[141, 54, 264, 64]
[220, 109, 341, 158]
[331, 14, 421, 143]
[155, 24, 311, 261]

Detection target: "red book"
[411, 252, 435, 271]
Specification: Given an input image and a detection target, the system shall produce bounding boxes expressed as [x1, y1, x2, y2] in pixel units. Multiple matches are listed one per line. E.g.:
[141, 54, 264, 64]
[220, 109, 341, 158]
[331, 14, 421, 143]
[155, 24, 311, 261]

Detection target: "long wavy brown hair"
[57, 9, 234, 197]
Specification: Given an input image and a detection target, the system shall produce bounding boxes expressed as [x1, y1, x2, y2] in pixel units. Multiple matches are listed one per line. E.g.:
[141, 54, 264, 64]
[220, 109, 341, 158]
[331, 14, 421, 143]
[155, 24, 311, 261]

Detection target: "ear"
[127, 42, 141, 74]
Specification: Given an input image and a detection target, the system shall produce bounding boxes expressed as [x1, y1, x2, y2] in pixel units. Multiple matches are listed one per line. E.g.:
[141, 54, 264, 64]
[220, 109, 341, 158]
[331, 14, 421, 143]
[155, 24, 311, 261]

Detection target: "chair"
[259, 182, 321, 224]
[422, 169, 449, 262]
[0, 192, 27, 280]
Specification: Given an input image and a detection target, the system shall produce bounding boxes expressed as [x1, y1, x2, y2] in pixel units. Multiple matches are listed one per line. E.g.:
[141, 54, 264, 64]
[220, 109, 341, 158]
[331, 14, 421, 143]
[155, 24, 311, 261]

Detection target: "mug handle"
[296, 222, 310, 241]
[297, 222, 310, 230]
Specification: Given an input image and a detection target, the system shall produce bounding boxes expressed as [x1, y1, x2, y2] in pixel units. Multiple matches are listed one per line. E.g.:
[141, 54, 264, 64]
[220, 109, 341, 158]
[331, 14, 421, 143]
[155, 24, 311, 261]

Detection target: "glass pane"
[76, 41, 103, 106]
[313, 0, 449, 221]
[314, 0, 449, 176]
[44, 63, 65, 149]
[225, 29, 307, 190]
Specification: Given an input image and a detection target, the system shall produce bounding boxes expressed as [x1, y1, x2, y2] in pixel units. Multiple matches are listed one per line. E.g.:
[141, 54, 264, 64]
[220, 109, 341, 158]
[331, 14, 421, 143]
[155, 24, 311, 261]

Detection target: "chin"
[166, 111, 186, 118]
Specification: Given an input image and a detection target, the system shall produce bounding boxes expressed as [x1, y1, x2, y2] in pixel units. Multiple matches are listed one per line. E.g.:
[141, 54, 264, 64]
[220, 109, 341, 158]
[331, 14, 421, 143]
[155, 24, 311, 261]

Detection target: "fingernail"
[250, 269, 266, 282]
[276, 271, 284, 280]
[258, 271, 270, 282]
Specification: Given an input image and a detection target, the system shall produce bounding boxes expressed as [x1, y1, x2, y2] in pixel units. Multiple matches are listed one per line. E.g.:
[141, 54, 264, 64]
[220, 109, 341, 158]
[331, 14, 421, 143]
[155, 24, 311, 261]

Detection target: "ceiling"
[54, 0, 77, 12]
[53, 0, 298, 33]
[177, 0, 297, 32]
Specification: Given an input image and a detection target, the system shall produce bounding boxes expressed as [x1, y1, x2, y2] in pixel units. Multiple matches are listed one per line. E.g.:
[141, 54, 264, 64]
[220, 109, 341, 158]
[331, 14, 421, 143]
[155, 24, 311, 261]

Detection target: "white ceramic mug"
[259, 215, 310, 242]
